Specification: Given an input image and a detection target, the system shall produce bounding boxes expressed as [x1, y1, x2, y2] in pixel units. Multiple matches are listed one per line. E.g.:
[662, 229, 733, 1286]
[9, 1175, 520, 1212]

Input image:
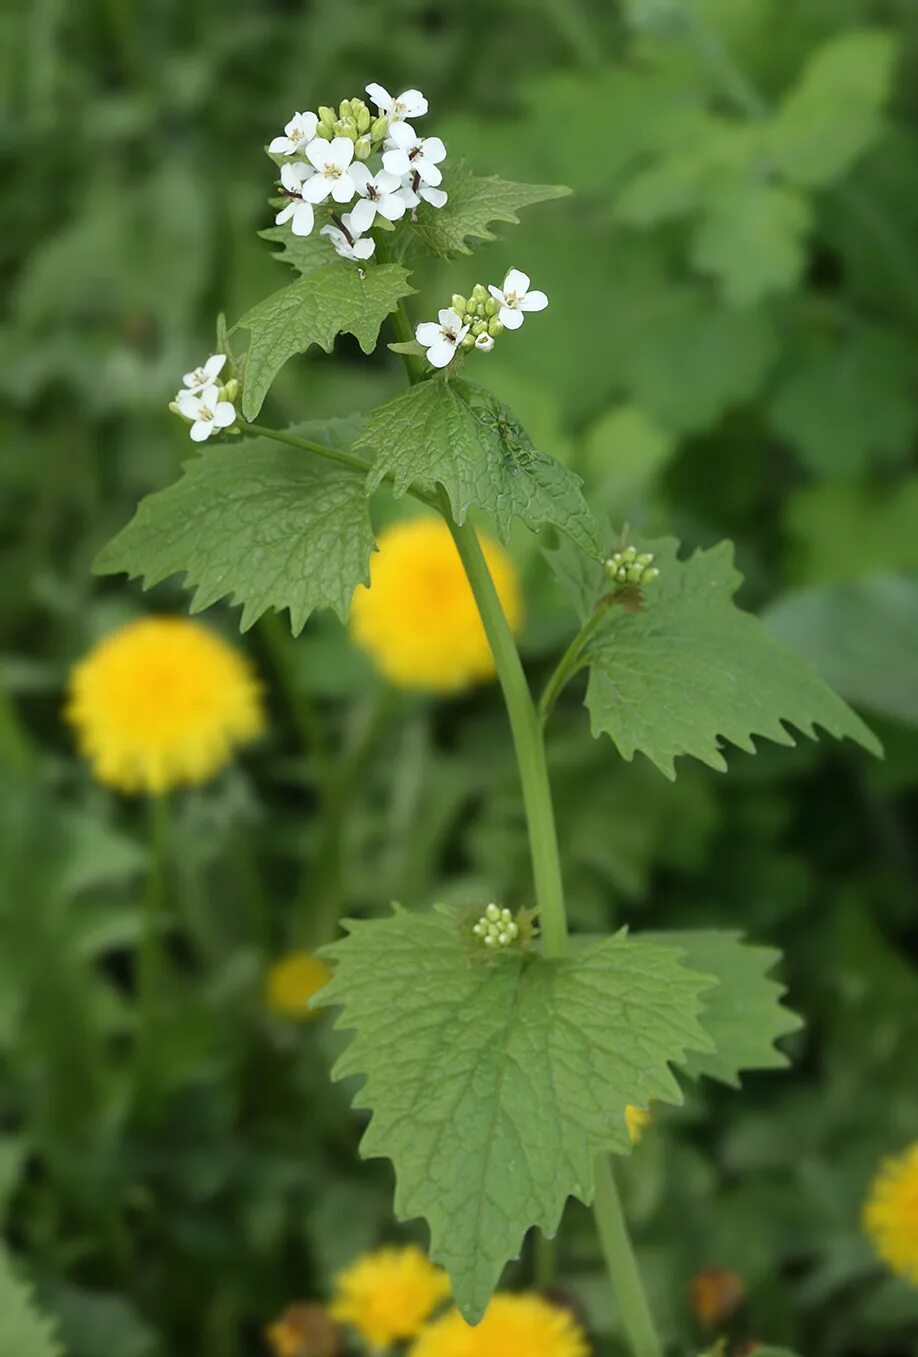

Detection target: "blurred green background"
[2, 1, 917, 1354]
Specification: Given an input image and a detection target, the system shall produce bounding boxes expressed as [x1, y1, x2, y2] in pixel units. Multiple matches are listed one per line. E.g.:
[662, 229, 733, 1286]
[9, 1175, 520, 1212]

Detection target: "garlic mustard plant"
[97, 79, 880, 1357]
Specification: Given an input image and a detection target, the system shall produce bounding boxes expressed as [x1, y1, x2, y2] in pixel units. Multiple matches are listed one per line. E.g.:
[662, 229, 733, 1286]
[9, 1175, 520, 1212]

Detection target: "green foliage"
[321, 906, 714, 1319]
[548, 534, 880, 777]
[0, 1244, 64, 1357]
[407, 168, 570, 258]
[766, 577, 918, 728]
[652, 931, 802, 1087]
[238, 264, 415, 419]
[357, 379, 601, 552]
[94, 421, 373, 633]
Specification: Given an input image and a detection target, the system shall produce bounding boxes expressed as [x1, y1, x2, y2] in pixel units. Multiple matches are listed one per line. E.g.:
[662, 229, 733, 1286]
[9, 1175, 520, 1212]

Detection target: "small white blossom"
[487, 268, 548, 331]
[383, 122, 446, 187]
[365, 83, 427, 122]
[415, 308, 469, 369]
[268, 111, 319, 156]
[472, 904, 519, 950]
[320, 214, 376, 262]
[349, 165, 407, 233]
[475, 332, 495, 352]
[175, 384, 236, 443]
[182, 353, 225, 393]
[301, 137, 358, 205]
[275, 162, 316, 236]
[400, 179, 448, 211]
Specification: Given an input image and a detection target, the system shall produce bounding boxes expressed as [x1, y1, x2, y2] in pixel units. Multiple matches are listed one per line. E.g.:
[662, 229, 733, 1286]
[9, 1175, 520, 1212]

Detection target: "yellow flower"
[350, 517, 522, 693]
[410, 1293, 590, 1357]
[863, 1142, 918, 1284]
[66, 616, 264, 794]
[329, 1245, 451, 1349]
[265, 1303, 340, 1357]
[265, 952, 332, 1021]
[626, 1106, 651, 1145]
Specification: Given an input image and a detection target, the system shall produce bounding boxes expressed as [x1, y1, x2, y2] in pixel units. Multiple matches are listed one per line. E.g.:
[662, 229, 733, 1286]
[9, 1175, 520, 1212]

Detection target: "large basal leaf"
[547, 534, 880, 778]
[238, 263, 415, 418]
[94, 421, 374, 634]
[650, 930, 802, 1088]
[356, 378, 601, 554]
[0, 1244, 64, 1357]
[407, 168, 570, 258]
[319, 906, 714, 1320]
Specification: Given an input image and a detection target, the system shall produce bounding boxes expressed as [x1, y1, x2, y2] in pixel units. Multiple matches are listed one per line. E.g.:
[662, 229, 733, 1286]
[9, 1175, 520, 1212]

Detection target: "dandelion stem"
[136, 792, 169, 1109]
[593, 1155, 662, 1357]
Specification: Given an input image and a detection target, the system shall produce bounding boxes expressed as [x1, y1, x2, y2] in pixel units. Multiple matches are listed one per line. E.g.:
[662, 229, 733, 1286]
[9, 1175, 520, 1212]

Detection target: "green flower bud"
[460, 333, 476, 351]
[485, 297, 499, 317]
[356, 104, 371, 133]
[314, 123, 333, 141]
[471, 283, 488, 303]
[472, 320, 488, 336]
[451, 294, 467, 315]
[222, 378, 239, 403]
[488, 317, 504, 338]
[335, 117, 358, 141]
[485, 903, 500, 922]
[168, 400, 182, 415]
[354, 135, 372, 160]
[318, 105, 337, 131]
[338, 98, 353, 119]
[370, 115, 389, 142]
[643, 566, 660, 584]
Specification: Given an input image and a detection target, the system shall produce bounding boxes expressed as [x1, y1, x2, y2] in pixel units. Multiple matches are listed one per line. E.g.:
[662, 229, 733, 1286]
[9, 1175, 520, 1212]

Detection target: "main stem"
[594, 1156, 663, 1357]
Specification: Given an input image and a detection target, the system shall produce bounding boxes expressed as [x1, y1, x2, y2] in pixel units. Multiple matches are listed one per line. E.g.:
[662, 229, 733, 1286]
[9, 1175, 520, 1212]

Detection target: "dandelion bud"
[355, 135, 372, 160]
[371, 115, 389, 142]
[451, 294, 467, 315]
[355, 104, 371, 133]
[318, 105, 337, 130]
[488, 317, 504, 338]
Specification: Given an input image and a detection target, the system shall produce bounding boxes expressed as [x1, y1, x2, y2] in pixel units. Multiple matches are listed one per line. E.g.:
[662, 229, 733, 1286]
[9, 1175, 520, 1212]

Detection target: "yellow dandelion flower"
[265, 952, 332, 1021]
[350, 517, 522, 693]
[863, 1142, 918, 1284]
[66, 616, 264, 794]
[410, 1293, 590, 1357]
[329, 1245, 451, 1349]
[626, 1106, 651, 1145]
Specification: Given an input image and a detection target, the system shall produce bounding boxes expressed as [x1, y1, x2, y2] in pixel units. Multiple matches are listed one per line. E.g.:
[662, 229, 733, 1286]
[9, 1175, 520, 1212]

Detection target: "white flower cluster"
[472, 903, 520, 950]
[169, 353, 238, 443]
[416, 270, 548, 369]
[604, 546, 660, 587]
[269, 84, 447, 264]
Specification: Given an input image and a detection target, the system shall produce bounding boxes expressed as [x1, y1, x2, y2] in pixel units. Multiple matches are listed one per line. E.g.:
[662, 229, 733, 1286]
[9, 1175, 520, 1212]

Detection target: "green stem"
[441, 503, 567, 959]
[136, 793, 169, 1107]
[392, 296, 424, 384]
[539, 602, 612, 725]
[593, 1156, 662, 1357]
[259, 609, 333, 787]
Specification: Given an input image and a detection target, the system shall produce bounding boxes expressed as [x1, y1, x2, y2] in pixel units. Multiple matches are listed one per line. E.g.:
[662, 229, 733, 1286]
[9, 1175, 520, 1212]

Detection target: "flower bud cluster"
[169, 353, 239, 444]
[268, 84, 448, 264]
[472, 903, 520, 950]
[604, 546, 660, 587]
[415, 269, 549, 370]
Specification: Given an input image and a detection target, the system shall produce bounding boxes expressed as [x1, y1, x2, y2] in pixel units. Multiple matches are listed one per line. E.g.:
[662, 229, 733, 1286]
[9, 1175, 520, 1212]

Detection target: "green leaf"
[238, 263, 415, 419]
[650, 930, 802, 1087]
[258, 225, 335, 277]
[407, 167, 570, 258]
[555, 535, 881, 778]
[689, 179, 812, 307]
[320, 906, 714, 1320]
[0, 1243, 64, 1357]
[356, 379, 601, 553]
[765, 577, 918, 729]
[93, 421, 373, 634]
[767, 29, 899, 188]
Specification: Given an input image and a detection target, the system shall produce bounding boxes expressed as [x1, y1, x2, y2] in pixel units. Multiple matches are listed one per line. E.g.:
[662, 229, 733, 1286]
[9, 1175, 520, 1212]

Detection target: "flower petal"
[375, 170, 402, 194]
[301, 175, 331, 203]
[348, 199, 376, 234]
[268, 136, 291, 153]
[519, 289, 548, 311]
[386, 120, 416, 150]
[416, 322, 442, 347]
[331, 173, 356, 204]
[328, 137, 355, 170]
[382, 149, 411, 178]
[350, 162, 373, 193]
[503, 268, 530, 296]
[421, 186, 448, 208]
[291, 202, 315, 235]
[275, 202, 295, 225]
[189, 421, 211, 442]
[399, 89, 428, 117]
[427, 339, 457, 368]
[378, 193, 406, 221]
[499, 306, 525, 330]
[422, 136, 446, 163]
[305, 140, 330, 171]
[417, 161, 442, 187]
[213, 402, 236, 428]
[438, 308, 463, 331]
[365, 82, 391, 110]
[353, 238, 376, 260]
[487, 285, 505, 303]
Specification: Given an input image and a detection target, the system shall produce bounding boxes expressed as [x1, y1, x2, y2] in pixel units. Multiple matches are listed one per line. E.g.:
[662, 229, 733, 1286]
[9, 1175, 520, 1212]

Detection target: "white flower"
[275, 162, 316, 236]
[268, 111, 319, 156]
[382, 122, 446, 187]
[365, 83, 427, 121]
[400, 179, 448, 211]
[175, 384, 236, 443]
[320, 214, 376, 262]
[348, 165, 407, 233]
[487, 269, 548, 331]
[475, 332, 495, 352]
[182, 353, 226, 393]
[301, 137, 358, 205]
[415, 308, 469, 369]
